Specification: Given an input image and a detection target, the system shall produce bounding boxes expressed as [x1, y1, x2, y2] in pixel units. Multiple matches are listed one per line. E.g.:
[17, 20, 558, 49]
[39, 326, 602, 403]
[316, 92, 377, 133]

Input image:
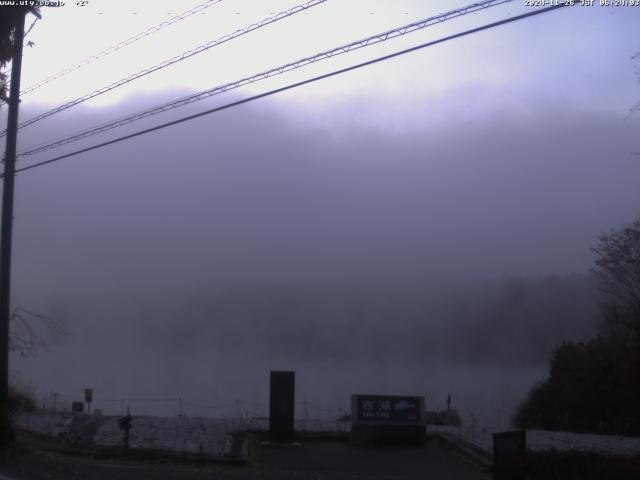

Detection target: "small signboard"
[84, 388, 93, 403]
[352, 395, 424, 424]
[71, 401, 84, 413]
[351, 394, 425, 446]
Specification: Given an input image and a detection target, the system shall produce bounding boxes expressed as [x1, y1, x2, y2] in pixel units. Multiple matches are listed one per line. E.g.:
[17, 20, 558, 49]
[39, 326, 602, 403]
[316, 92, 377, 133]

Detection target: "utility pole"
[0, 9, 26, 446]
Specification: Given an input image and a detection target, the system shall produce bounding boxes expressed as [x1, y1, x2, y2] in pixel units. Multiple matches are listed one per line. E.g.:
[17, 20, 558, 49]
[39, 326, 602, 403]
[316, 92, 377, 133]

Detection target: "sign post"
[84, 388, 93, 415]
[118, 407, 133, 451]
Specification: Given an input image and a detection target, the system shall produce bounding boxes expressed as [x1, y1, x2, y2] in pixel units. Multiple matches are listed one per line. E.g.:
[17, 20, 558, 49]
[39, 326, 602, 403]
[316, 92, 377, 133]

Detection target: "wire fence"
[38, 392, 350, 422]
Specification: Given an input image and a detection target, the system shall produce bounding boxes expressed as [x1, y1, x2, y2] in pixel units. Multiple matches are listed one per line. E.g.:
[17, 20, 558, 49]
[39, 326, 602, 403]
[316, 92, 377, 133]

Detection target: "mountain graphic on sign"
[393, 400, 416, 411]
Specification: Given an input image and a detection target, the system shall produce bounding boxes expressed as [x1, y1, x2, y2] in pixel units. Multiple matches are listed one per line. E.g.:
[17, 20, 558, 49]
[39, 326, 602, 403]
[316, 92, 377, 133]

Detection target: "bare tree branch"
[591, 219, 640, 344]
[9, 306, 69, 357]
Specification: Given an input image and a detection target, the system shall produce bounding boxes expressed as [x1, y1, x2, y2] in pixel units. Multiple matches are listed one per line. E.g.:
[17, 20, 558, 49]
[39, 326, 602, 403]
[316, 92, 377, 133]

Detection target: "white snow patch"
[428, 425, 640, 457]
[14, 412, 73, 438]
[16, 413, 241, 457]
[93, 416, 237, 455]
[246, 417, 349, 433]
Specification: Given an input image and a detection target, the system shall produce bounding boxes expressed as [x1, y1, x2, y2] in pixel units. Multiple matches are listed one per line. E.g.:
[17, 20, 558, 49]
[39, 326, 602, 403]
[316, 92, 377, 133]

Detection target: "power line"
[125, 397, 179, 402]
[11, 2, 575, 177]
[5, 0, 327, 137]
[17, 0, 513, 157]
[18, 0, 225, 96]
[183, 400, 237, 409]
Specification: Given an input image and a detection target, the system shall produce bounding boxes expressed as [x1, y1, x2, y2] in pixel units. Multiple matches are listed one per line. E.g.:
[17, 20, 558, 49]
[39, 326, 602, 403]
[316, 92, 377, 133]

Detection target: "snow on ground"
[93, 416, 237, 456]
[247, 417, 349, 433]
[428, 425, 640, 457]
[14, 413, 72, 438]
[15, 413, 240, 457]
[526, 430, 640, 456]
[16, 413, 640, 458]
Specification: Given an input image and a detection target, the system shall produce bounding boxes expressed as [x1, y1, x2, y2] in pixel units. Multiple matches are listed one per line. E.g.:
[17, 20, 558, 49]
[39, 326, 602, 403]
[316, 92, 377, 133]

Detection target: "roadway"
[0, 437, 491, 479]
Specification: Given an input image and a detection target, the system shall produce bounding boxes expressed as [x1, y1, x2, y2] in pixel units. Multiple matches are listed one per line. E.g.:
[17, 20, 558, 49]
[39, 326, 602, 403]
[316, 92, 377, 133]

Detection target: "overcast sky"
[3, 0, 640, 422]
[12, 1, 640, 110]
[8, 0, 637, 278]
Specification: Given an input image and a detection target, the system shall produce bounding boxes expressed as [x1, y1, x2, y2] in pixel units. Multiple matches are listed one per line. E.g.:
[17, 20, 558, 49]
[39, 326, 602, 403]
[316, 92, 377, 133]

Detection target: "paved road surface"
[0, 438, 490, 479]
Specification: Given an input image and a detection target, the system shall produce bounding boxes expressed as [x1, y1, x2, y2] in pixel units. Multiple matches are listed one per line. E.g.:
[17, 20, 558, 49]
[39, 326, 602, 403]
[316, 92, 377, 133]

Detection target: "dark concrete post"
[269, 371, 295, 443]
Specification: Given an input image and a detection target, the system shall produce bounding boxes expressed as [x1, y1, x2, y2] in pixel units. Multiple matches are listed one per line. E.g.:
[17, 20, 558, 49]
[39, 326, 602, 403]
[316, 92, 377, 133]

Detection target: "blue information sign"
[355, 395, 421, 422]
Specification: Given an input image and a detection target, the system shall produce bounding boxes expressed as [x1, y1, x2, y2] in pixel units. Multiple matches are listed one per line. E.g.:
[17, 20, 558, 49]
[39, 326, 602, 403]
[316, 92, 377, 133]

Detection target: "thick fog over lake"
[3, 1, 640, 427]
[7, 89, 638, 425]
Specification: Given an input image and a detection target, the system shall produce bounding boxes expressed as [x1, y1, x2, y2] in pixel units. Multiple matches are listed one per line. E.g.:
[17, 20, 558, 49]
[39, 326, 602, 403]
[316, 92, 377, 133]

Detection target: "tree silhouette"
[515, 217, 640, 435]
[0, 6, 40, 103]
[591, 218, 640, 345]
[9, 307, 68, 357]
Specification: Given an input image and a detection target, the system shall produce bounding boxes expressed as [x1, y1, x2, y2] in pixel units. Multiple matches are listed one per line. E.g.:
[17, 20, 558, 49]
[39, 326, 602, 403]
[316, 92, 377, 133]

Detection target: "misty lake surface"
[16, 344, 544, 428]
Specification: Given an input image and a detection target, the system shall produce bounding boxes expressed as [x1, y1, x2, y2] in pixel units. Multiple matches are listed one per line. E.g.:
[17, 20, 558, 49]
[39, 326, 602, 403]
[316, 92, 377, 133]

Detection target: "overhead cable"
[6, 0, 327, 137]
[18, 0, 513, 156]
[19, 0, 225, 96]
[11, 2, 575, 176]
